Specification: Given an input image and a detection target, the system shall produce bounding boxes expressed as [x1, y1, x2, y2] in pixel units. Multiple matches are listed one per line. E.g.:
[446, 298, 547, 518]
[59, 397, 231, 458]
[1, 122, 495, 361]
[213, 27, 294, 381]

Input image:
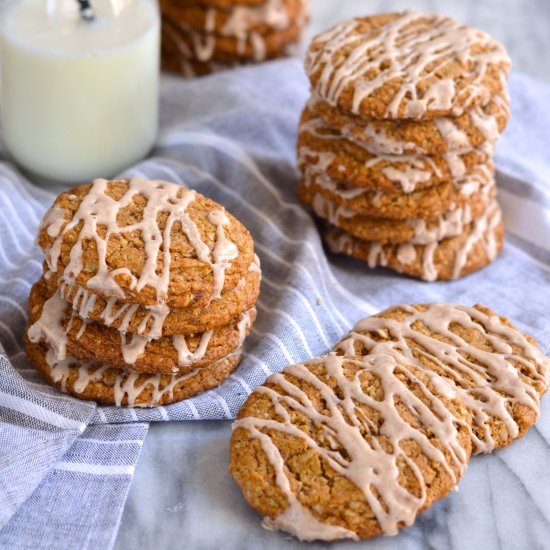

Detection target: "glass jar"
[0, 0, 160, 185]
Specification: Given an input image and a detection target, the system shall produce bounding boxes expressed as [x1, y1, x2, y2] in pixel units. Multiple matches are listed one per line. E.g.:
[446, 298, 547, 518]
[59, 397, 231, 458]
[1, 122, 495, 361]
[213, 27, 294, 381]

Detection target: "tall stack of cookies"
[297, 12, 512, 281]
[24, 178, 261, 407]
[160, 0, 310, 77]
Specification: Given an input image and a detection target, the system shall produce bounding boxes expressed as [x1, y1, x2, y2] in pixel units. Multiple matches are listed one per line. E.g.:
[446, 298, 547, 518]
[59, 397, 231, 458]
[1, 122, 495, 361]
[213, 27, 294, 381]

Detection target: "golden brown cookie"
[305, 12, 511, 120]
[299, 184, 496, 245]
[162, 22, 243, 77]
[184, 0, 270, 8]
[27, 278, 256, 375]
[37, 178, 255, 311]
[230, 353, 472, 541]
[297, 105, 492, 193]
[334, 304, 550, 453]
[162, 14, 303, 65]
[24, 335, 242, 407]
[160, 0, 306, 37]
[300, 164, 494, 220]
[324, 201, 504, 281]
[44, 255, 261, 337]
[311, 93, 510, 156]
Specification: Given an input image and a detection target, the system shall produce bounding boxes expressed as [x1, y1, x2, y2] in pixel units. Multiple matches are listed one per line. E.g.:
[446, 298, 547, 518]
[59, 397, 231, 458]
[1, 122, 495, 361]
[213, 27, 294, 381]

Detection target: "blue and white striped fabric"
[0, 59, 549, 548]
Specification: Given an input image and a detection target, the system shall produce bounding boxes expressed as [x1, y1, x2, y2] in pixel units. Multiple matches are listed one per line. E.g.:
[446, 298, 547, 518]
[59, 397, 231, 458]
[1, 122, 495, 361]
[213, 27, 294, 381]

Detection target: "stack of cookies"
[24, 178, 261, 407]
[297, 12, 512, 281]
[230, 302, 550, 541]
[160, 0, 310, 77]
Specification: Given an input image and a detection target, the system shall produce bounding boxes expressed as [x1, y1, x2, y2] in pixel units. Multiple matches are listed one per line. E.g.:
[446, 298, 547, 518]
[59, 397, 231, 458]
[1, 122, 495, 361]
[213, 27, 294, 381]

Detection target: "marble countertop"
[115, 2, 550, 548]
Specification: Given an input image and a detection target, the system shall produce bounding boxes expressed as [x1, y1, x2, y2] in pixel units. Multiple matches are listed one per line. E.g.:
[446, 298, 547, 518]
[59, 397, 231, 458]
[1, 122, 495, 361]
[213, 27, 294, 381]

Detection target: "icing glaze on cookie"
[40, 178, 240, 308]
[306, 11, 511, 119]
[335, 304, 550, 453]
[233, 353, 470, 540]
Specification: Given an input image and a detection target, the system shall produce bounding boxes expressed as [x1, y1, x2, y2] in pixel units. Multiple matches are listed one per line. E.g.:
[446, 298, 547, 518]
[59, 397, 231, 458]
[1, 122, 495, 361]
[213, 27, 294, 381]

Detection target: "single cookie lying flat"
[335, 303, 550, 453]
[160, 0, 305, 37]
[43, 254, 261, 338]
[230, 353, 472, 540]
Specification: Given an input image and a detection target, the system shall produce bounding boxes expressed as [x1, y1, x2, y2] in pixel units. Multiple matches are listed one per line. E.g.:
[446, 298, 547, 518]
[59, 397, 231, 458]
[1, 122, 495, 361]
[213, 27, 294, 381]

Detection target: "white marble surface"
[117, 400, 550, 550]
[116, 2, 550, 548]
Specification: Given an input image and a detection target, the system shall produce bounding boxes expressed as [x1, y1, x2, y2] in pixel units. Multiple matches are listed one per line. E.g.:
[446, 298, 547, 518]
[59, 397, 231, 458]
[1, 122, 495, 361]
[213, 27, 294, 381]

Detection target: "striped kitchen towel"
[0, 59, 549, 548]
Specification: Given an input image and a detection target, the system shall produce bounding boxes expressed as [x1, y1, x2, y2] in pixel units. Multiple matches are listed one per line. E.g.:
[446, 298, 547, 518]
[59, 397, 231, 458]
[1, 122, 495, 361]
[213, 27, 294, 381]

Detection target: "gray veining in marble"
[116, 2, 550, 548]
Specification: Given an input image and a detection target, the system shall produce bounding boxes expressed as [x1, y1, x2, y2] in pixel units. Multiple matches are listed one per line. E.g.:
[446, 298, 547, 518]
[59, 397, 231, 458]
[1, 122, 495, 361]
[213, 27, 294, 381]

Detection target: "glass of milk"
[0, 0, 160, 185]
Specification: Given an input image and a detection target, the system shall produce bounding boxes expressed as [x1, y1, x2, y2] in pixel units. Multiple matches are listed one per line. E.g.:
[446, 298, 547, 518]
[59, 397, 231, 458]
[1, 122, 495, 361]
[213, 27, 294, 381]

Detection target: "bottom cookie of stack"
[323, 201, 504, 281]
[24, 337, 242, 408]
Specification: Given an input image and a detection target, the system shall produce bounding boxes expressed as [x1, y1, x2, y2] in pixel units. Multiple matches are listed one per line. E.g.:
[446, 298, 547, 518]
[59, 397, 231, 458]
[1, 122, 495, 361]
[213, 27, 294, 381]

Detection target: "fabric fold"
[0, 423, 148, 549]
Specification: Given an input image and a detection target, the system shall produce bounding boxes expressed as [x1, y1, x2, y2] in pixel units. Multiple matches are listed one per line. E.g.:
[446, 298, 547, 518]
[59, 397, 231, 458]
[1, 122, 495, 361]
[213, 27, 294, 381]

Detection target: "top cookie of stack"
[24, 178, 261, 407]
[298, 11, 511, 281]
[160, 0, 310, 76]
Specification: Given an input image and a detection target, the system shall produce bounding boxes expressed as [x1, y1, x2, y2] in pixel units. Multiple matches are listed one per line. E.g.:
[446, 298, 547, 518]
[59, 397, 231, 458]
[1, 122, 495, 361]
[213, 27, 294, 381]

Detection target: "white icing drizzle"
[31, 286, 244, 370]
[192, 31, 217, 62]
[368, 242, 387, 268]
[305, 11, 510, 119]
[451, 201, 500, 279]
[421, 242, 438, 281]
[434, 118, 471, 152]
[53, 251, 259, 341]
[250, 254, 261, 272]
[236, 308, 254, 344]
[310, 193, 355, 226]
[172, 331, 214, 370]
[208, 210, 239, 301]
[414, 203, 500, 281]
[27, 290, 68, 360]
[38, 206, 66, 238]
[335, 304, 550, 454]
[171, 308, 254, 371]
[120, 333, 150, 365]
[408, 203, 474, 245]
[396, 243, 416, 265]
[233, 353, 469, 540]
[43, 347, 241, 408]
[40, 178, 238, 308]
[75, 319, 89, 340]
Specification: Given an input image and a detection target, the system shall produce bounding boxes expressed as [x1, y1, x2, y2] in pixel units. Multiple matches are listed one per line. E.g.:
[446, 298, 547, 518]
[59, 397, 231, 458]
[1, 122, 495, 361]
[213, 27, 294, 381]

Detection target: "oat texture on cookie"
[26, 177, 261, 407]
[160, 0, 310, 76]
[298, 11, 511, 281]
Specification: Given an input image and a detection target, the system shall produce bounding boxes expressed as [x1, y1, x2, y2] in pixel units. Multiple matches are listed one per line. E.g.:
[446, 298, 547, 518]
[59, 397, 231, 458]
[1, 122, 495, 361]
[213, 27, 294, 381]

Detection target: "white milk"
[0, 0, 160, 184]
